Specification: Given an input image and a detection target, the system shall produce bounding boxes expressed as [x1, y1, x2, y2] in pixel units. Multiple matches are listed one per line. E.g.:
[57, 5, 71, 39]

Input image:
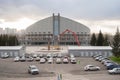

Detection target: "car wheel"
[97, 68, 100, 71]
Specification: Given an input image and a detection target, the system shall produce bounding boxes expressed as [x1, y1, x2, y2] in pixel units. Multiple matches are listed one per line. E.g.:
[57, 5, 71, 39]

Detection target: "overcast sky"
[0, 0, 120, 34]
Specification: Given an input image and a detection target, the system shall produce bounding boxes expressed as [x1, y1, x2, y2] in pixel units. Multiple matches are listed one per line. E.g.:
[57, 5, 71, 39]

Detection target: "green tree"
[0, 34, 19, 46]
[90, 33, 96, 46]
[112, 28, 120, 57]
[96, 30, 104, 46]
[103, 34, 109, 46]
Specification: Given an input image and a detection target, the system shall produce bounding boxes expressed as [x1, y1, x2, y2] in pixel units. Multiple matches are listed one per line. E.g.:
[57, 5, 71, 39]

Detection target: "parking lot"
[0, 57, 120, 80]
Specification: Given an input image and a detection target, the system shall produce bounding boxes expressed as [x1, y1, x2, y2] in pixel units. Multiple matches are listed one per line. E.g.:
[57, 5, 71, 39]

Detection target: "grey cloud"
[0, 0, 120, 21]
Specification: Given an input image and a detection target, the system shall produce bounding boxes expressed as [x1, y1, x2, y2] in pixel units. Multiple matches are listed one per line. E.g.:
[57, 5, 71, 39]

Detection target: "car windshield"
[31, 67, 37, 69]
[89, 65, 94, 67]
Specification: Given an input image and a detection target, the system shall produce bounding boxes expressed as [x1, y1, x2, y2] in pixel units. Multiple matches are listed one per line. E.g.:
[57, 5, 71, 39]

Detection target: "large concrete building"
[25, 13, 90, 46]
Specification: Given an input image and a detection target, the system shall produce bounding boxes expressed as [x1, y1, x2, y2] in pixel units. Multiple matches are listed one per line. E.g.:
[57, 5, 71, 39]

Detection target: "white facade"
[0, 46, 25, 57]
[68, 46, 113, 57]
[25, 14, 90, 46]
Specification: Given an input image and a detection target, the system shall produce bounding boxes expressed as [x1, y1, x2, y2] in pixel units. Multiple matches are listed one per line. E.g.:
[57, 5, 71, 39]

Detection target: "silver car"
[70, 58, 76, 64]
[48, 57, 53, 64]
[14, 56, 20, 62]
[28, 65, 39, 75]
[56, 58, 62, 64]
[108, 68, 120, 74]
[84, 65, 100, 71]
[40, 58, 46, 64]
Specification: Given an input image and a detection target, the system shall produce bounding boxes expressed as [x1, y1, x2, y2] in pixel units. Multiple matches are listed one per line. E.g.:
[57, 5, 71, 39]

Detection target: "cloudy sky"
[0, 0, 120, 34]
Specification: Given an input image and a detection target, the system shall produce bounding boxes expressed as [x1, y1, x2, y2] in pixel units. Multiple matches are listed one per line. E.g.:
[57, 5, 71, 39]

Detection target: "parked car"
[101, 59, 109, 64]
[108, 67, 120, 74]
[39, 54, 44, 58]
[35, 57, 40, 61]
[20, 56, 26, 62]
[98, 57, 108, 62]
[70, 57, 76, 64]
[28, 65, 39, 75]
[95, 56, 103, 61]
[53, 53, 57, 58]
[33, 54, 37, 58]
[57, 53, 62, 58]
[14, 56, 20, 62]
[48, 57, 53, 64]
[56, 58, 62, 64]
[106, 62, 117, 67]
[104, 60, 112, 66]
[47, 53, 52, 58]
[63, 58, 69, 64]
[26, 56, 34, 62]
[1, 53, 9, 59]
[93, 55, 102, 58]
[107, 64, 120, 70]
[84, 65, 100, 71]
[40, 58, 46, 64]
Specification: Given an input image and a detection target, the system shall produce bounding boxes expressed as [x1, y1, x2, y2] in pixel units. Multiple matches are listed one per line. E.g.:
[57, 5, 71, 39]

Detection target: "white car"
[14, 56, 20, 62]
[39, 54, 44, 58]
[57, 53, 62, 58]
[35, 57, 40, 61]
[46, 53, 52, 58]
[108, 68, 120, 74]
[53, 53, 57, 58]
[70, 58, 76, 64]
[84, 65, 100, 71]
[40, 58, 46, 63]
[48, 57, 53, 64]
[95, 56, 102, 61]
[56, 58, 62, 64]
[20, 56, 26, 62]
[63, 58, 69, 64]
[1, 53, 9, 59]
[33, 54, 37, 58]
[28, 65, 39, 75]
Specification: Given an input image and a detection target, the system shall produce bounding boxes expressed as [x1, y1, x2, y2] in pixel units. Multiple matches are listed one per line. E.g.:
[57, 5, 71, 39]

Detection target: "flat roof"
[68, 46, 112, 50]
[0, 46, 23, 50]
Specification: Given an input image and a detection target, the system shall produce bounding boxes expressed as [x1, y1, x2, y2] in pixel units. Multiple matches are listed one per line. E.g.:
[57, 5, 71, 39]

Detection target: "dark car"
[107, 64, 120, 70]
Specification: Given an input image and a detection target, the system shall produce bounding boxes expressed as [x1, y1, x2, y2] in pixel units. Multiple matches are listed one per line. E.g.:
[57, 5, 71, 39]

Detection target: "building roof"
[68, 46, 112, 50]
[0, 46, 23, 50]
[26, 16, 90, 34]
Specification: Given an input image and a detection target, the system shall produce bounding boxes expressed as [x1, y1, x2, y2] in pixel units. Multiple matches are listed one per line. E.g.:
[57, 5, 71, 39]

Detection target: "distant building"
[25, 13, 90, 46]
[0, 27, 4, 34]
[4, 28, 17, 35]
[0, 46, 25, 58]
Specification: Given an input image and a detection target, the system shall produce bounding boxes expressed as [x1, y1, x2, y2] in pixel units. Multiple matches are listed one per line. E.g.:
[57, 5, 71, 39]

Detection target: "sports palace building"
[25, 13, 90, 46]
